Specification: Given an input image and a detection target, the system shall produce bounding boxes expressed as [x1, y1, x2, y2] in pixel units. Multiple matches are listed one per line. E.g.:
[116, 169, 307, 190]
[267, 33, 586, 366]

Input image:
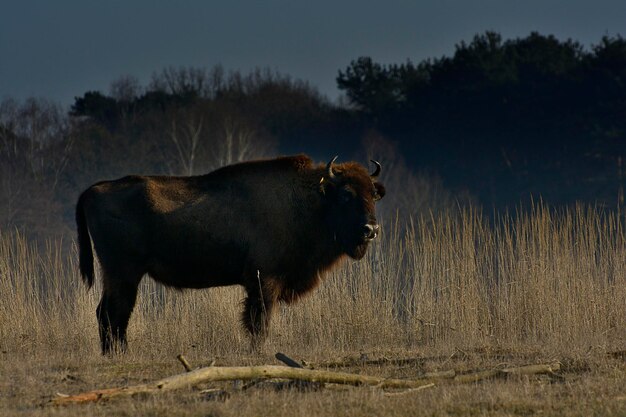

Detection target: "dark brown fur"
[76, 154, 385, 353]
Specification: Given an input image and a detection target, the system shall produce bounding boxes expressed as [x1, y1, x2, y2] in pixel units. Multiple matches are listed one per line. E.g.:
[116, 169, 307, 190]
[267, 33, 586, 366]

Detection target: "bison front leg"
[242, 277, 279, 352]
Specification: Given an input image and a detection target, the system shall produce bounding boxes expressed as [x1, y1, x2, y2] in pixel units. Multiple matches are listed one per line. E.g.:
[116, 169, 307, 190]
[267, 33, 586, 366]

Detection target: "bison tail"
[76, 190, 94, 288]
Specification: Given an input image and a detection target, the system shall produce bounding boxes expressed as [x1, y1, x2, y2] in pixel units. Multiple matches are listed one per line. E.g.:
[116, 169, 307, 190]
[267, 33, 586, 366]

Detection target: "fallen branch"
[52, 365, 435, 405]
[384, 383, 436, 396]
[51, 362, 561, 405]
[176, 355, 193, 372]
[275, 352, 304, 368]
[453, 362, 562, 383]
[274, 352, 323, 391]
[304, 356, 455, 379]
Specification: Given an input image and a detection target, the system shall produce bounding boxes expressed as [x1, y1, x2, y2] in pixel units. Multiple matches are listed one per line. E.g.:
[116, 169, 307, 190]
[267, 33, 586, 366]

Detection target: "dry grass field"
[1, 205, 625, 416]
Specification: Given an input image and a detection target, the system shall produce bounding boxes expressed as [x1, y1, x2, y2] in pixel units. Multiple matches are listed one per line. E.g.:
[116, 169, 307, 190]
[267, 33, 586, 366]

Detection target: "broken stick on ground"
[176, 354, 193, 372]
[52, 360, 561, 405]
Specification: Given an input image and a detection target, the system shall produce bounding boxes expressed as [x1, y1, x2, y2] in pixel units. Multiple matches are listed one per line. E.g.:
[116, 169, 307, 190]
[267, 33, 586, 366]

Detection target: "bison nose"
[363, 223, 380, 241]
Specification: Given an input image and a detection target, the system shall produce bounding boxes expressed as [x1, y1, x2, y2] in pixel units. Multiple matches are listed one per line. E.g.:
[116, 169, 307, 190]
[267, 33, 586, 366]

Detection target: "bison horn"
[370, 160, 381, 179]
[327, 156, 338, 179]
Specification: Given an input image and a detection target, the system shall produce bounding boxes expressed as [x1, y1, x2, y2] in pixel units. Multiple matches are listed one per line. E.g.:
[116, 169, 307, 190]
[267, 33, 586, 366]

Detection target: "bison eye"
[340, 187, 355, 203]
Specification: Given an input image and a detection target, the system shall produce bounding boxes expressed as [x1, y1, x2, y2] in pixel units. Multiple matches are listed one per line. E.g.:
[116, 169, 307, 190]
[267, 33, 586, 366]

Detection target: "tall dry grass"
[0, 204, 624, 360]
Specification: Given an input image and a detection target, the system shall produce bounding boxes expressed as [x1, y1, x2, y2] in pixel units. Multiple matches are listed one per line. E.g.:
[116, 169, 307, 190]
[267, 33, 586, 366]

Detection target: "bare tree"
[109, 75, 141, 101]
[149, 66, 225, 98]
[168, 115, 204, 176]
[0, 98, 74, 237]
[0, 98, 74, 188]
[211, 116, 271, 168]
[165, 111, 275, 175]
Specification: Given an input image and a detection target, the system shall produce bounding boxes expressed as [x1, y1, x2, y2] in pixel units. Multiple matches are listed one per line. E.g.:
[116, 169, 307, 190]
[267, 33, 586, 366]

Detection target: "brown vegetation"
[1, 205, 625, 415]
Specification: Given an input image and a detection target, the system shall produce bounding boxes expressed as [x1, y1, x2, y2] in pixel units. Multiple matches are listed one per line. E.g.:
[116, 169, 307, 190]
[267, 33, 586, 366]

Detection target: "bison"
[76, 154, 385, 354]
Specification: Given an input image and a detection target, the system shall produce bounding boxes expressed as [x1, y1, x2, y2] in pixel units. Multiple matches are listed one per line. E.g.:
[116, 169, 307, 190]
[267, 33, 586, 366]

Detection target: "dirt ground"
[2, 347, 625, 417]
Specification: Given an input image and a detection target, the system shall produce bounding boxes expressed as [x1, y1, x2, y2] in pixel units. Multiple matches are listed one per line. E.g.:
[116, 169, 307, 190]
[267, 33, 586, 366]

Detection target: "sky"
[1, 0, 625, 107]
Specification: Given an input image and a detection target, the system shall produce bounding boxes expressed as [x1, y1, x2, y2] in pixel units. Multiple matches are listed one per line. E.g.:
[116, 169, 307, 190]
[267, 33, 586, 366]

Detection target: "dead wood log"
[51, 362, 561, 405]
[52, 365, 435, 405]
[274, 353, 324, 391]
[275, 352, 304, 368]
[176, 355, 193, 372]
[452, 362, 561, 383]
[384, 383, 436, 396]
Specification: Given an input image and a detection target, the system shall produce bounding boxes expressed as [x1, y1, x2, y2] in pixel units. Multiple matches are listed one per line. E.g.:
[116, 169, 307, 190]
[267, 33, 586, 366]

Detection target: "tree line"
[1, 31, 624, 243]
[337, 31, 626, 206]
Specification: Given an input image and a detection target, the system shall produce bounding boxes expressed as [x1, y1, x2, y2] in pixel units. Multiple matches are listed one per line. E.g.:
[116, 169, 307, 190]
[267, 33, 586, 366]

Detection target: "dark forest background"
[1, 31, 625, 243]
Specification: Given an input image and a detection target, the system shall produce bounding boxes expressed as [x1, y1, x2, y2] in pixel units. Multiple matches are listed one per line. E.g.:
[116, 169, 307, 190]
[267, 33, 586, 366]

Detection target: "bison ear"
[374, 182, 386, 201]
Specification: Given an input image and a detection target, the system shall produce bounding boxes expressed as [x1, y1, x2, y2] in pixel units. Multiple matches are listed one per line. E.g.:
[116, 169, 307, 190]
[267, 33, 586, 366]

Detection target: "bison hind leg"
[97, 270, 143, 354]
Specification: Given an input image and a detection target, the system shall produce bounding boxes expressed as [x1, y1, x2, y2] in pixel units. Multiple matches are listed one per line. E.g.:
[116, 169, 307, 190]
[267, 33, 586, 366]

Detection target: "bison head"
[320, 156, 386, 259]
